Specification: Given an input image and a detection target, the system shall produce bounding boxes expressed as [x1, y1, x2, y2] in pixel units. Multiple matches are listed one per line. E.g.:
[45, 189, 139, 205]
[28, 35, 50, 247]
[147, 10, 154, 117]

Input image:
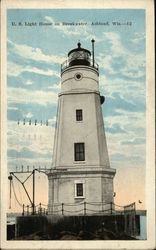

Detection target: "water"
[136, 215, 146, 240]
[7, 216, 16, 225]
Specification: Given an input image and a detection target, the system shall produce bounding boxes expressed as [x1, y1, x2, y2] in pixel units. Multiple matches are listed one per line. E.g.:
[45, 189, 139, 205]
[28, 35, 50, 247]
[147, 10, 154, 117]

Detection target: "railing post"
[133, 202, 136, 236]
[61, 203, 64, 215]
[27, 205, 29, 215]
[34, 206, 36, 215]
[39, 202, 42, 214]
[110, 202, 113, 215]
[134, 202, 136, 213]
[22, 204, 24, 216]
[84, 202, 86, 215]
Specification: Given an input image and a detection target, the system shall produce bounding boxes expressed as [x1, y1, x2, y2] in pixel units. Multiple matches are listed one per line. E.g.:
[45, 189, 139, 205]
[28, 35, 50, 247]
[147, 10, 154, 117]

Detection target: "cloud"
[104, 107, 146, 170]
[121, 138, 146, 145]
[105, 123, 126, 134]
[45, 16, 78, 35]
[48, 116, 56, 124]
[99, 75, 145, 98]
[103, 93, 145, 121]
[25, 112, 33, 118]
[44, 16, 100, 42]
[105, 110, 145, 129]
[97, 32, 145, 79]
[110, 153, 144, 164]
[7, 158, 52, 174]
[7, 106, 19, 111]
[48, 83, 61, 90]
[7, 87, 58, 106]
[7, 120, 55, 170]
[7, 61, 59, 77]
[103, 32, 125, 55]
[25, 80, 33, 85]
[8, 39, 64, 65]
[8, 147, 51, 159]
[45, 16, 89, 37]
[131, 32, 145, 44]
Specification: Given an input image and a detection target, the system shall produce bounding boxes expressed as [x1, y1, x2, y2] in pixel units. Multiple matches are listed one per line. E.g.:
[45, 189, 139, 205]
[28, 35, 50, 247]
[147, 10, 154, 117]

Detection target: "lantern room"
[61, 39, 99, 73]
[68, 42, 91, 67]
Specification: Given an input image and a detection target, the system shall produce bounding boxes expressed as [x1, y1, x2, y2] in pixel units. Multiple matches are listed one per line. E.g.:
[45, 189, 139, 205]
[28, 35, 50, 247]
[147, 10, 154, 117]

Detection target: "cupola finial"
[77, 42, 81, 48]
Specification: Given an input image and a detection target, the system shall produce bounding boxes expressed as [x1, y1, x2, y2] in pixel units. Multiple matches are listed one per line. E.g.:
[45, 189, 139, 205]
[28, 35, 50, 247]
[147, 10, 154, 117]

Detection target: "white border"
[1, 0, 155, 249]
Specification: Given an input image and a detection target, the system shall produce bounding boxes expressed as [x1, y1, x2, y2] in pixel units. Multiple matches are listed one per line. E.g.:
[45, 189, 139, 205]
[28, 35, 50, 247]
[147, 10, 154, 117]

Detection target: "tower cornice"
[47, 167, 116, 179]
[58, 90, 100, 97]
[61, 65, 99, 77]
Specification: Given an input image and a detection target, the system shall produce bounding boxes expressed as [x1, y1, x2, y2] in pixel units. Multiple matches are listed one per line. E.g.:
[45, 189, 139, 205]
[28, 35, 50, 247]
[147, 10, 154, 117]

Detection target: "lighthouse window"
[74, 180, 85, 198]
[76, 74, 81, 79]
[75, 73, 83, 80]
[76, 109, 83, 121]
[76, 183, 83, 197]
[74, 143, 85, 161]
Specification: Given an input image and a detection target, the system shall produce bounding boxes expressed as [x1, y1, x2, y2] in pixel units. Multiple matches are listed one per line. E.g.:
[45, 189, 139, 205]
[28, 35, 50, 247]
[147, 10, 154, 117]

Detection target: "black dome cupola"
[68, 42, 91, 67]
[61, 40, 99, 73]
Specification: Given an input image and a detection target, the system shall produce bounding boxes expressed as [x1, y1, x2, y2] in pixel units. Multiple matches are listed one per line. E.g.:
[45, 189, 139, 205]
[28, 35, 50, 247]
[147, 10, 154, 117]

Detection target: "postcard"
[0, 0, 155, 249]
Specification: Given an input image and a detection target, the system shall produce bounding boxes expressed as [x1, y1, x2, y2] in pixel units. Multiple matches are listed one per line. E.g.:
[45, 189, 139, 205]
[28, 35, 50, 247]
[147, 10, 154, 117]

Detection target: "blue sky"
[7, 9, 146, 209]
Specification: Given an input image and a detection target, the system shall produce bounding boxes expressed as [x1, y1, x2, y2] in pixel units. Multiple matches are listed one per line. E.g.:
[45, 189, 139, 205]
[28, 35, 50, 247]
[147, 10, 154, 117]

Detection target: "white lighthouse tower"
[47, 40, 116, 215]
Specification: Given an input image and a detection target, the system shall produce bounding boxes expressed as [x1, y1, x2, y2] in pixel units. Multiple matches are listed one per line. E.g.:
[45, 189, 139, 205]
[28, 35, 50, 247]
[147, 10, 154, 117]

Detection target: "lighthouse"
[47, 40, 116, 215]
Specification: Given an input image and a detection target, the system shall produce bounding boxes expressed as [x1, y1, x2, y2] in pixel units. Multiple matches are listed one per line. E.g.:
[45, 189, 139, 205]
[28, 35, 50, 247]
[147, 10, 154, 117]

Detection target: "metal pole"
[22, 204, 24, 216]
[39, 202, 42, 214]
[134, 202, 136, 214]
[9, 178, 11, 209]
[32, 169, 35, 215]
[91, 39, 95, 67]
[21, 183, 32, 205]
[27, 205, 29, 215]
[11, 172, 33, 206]
[110, 202, 113, 215]
[61, 203, 64, 215]
[84, 202, 86, 215]
[8, 175, 13, 209]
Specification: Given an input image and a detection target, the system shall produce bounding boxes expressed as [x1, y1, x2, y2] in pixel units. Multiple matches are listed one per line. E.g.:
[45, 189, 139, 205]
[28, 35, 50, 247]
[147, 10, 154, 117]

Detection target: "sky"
[7, 9, 146, 212]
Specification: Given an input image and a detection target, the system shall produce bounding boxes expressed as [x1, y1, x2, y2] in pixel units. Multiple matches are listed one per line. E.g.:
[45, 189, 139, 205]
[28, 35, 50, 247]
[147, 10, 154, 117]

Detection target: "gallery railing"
[61, 59, 99, 73]
[21, 202, 136, 217]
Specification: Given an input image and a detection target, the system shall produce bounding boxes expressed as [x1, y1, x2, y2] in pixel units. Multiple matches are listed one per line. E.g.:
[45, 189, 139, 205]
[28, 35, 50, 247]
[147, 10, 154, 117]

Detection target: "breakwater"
[10, 214, 140, 240]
